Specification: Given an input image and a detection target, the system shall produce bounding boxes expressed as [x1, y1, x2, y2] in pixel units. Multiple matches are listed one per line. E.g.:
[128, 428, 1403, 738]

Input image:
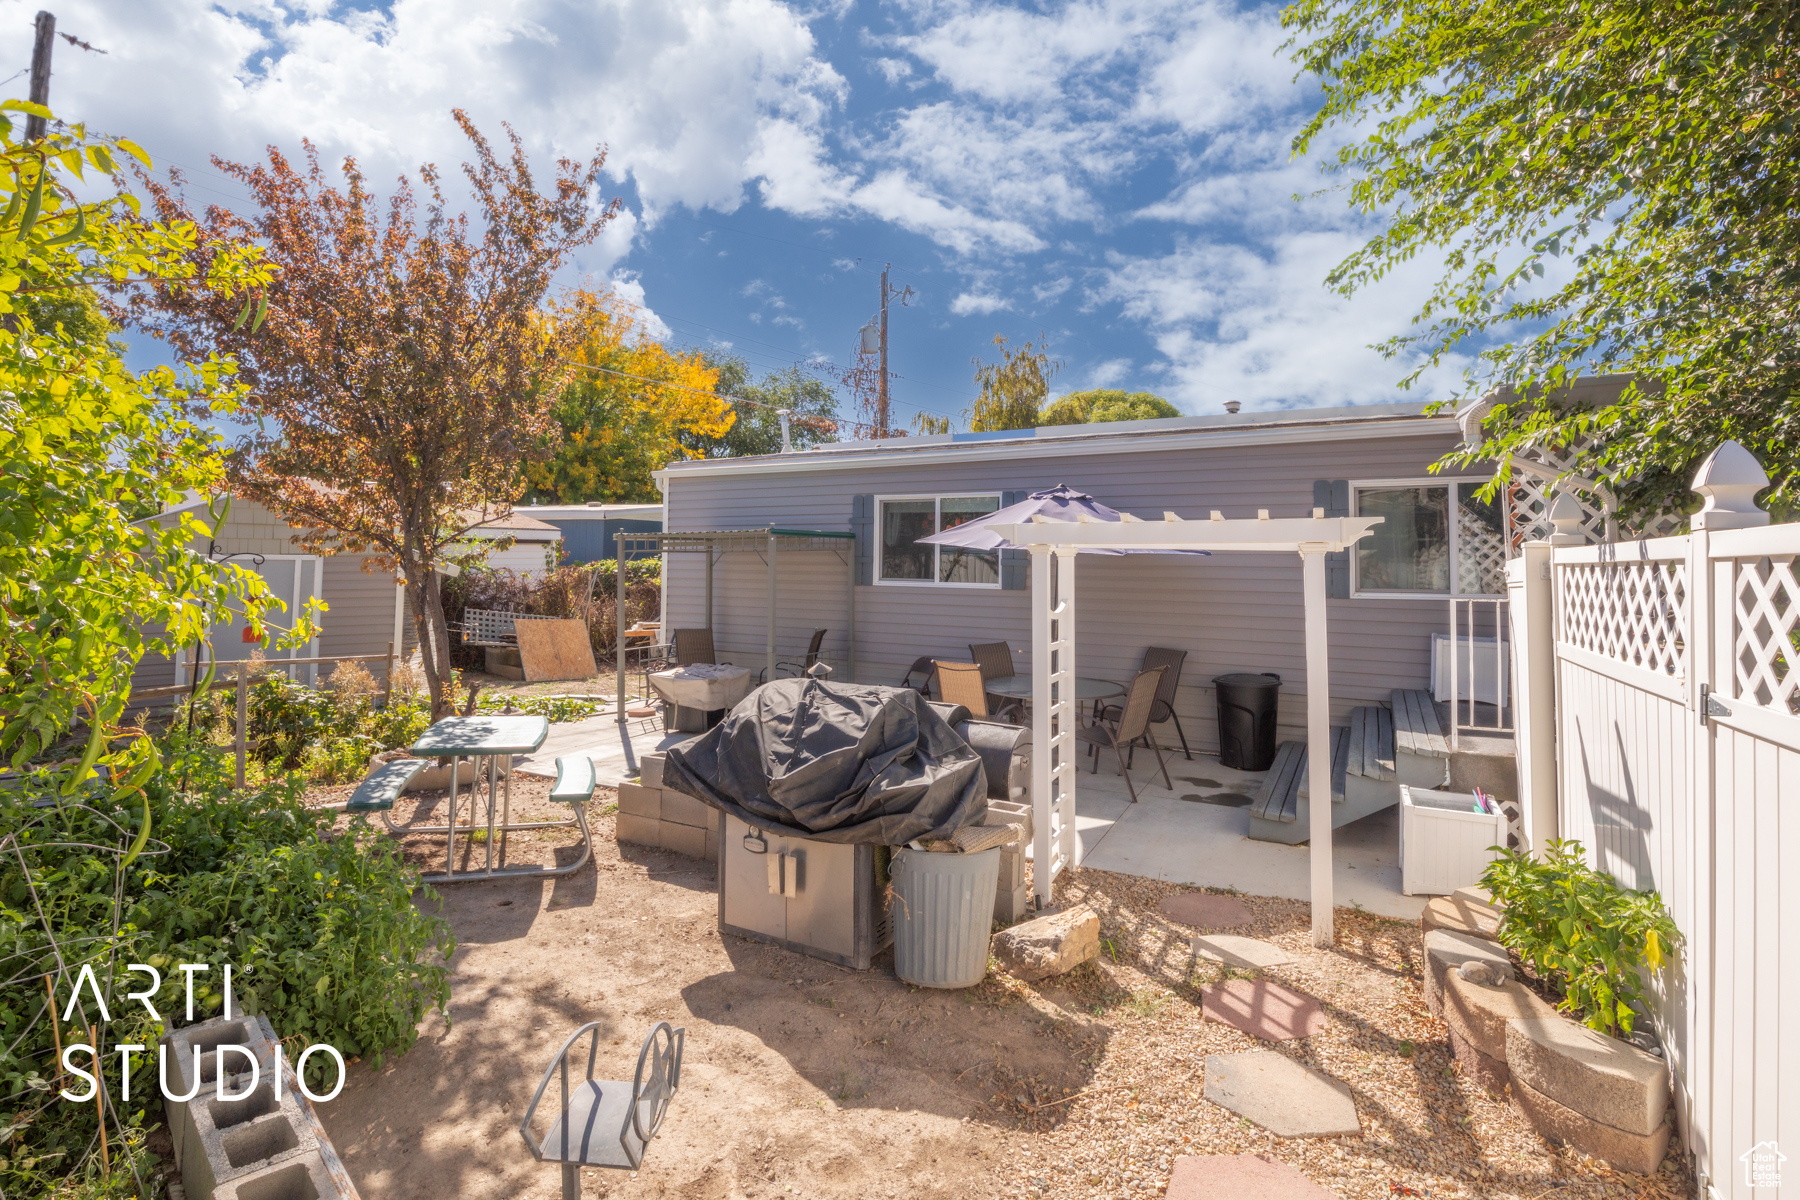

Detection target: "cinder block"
[659, 789, 716, 831]
[162, 1016, 275, 1168]
[659, 820, 709, 860]
[996, 846, 1024, 891]
[993, 881, 1030, 925]
[181, 1067, 318, 1200]
[615, 812, 661, 847]
[639, 752, 667, 789]
[616, 782, 662, 819]
[211, 1149, 346, 1200]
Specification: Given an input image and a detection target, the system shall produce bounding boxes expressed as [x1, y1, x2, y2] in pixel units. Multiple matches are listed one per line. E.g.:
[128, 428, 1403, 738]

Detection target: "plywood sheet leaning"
[514, 619, 598, 681]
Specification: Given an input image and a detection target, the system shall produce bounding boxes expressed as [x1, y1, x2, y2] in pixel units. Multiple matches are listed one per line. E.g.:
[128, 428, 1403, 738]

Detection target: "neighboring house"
[131, 494, 413, 691]
[512, 502, 663, 564]
[454, 509, 563, 574]
[653, 388, 1619, 752]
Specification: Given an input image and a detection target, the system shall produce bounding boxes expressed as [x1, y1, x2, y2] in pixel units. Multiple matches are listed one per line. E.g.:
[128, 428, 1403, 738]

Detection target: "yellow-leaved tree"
[525, 291, 735, 502]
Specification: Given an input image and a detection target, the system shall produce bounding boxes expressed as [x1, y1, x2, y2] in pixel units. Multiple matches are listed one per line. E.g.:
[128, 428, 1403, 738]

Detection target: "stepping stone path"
[1201, 978, 1325, 1041]
[1193, 934, 1292, 970]
[1167, 1153, 1341, 1200]
[1203, 1051, 1361, 1138]
[1159, 891, 1253, 929]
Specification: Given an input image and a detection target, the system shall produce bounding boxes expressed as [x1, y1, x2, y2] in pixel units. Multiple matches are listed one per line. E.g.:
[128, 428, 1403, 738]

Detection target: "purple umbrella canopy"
[916, 485, 1210, 556]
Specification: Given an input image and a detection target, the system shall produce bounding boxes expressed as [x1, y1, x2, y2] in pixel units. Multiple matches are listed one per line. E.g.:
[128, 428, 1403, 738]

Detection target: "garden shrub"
[0, 740, 454, 1198]
[1479, 838, 1679, 1037]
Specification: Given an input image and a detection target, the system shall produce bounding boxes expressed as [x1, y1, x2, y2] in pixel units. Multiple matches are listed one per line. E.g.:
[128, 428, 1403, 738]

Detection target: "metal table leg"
[485, 752, 497, 875]
[445, 756, 458, 878]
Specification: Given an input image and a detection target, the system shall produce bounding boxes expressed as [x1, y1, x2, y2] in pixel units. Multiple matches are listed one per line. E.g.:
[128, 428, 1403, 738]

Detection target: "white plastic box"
[1400, 785, 1507, 896]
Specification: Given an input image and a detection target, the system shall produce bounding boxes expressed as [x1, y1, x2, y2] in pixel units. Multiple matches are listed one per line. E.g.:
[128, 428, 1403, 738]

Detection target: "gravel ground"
[995, 867, 1697, 1200]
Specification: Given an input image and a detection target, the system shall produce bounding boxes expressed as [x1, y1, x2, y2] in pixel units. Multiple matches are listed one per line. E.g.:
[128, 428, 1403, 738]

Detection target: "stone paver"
[1420, 894, 1502, 940]
[1506, 1018, 1670, 1136]
[1201, 979, 1326, 1041]
[1160, 891, 1254, 929]
[1203, 1051, 1361, 1139]
[1422, 928, 1512, 1017]
[1167, 1153, 1341, 1199]
[1193, 934, 1292, 970]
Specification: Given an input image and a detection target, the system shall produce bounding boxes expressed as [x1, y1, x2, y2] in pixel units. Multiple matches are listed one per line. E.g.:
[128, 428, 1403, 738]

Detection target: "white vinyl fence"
[1512, 442, 1800, 1199]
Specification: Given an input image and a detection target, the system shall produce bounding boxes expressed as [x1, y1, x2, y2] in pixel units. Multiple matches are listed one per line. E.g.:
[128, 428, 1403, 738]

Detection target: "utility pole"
[875, 264, 913, 439]
[26, 11, 54, 142]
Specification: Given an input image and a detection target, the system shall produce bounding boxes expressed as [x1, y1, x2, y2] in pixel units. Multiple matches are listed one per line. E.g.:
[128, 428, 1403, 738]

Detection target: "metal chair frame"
[519, 1021, 686, 1198]
[760, 627, 827, 683]
[1100, 646, 1193, 764]
[900, 655, 936, 697]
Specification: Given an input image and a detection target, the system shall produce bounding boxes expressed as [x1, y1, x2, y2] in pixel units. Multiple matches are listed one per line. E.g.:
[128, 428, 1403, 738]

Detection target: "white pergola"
[993, 508, 1383, 948]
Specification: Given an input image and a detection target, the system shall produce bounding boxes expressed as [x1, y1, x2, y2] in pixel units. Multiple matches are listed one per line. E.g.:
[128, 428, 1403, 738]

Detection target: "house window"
[878, 495, 1001, 586]
[1352, 480, 1504, 596]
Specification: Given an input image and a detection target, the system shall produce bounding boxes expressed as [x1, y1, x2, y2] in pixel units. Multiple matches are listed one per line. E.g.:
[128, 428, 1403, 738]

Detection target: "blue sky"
[2, 0, 1477, 428]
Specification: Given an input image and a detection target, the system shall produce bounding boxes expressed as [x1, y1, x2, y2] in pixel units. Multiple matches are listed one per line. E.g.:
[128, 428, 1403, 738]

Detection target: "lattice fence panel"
[1458, 509, 1508, 594]
[1732, 555, 1800, 715]
[462, 607, 564, 646]
[1557, 559, 1689, 678]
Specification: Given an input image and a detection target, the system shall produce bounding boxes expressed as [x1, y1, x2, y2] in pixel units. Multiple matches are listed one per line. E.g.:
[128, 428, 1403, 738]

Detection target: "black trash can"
[1212, 672, 1282, 771]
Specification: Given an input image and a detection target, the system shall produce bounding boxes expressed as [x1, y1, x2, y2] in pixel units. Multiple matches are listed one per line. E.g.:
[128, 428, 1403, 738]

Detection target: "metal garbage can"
[1212, 672, 1281, 771]
[890, 847, 1001, 989]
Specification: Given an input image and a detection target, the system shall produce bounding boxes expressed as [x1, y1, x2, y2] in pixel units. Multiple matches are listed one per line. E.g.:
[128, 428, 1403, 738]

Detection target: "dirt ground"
[298, 777, 1697, 1200]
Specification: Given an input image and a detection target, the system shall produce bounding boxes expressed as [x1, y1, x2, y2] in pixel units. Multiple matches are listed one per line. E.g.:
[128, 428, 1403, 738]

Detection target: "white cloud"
[1087, 358, 1132, 388]
[950, 291, 1012, 316]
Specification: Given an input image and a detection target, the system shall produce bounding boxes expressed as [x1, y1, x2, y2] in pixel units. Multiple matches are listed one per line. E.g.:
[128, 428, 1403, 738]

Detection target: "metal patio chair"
[1100, 646, 1193, 763]
[1076, 665, 1172, 802]
[932, 660, 990, 719]
[672, 628, 725, 667]
[760, 628, 827, 683]
[901, 655, 936, 697]
[519, 1021, 686, 1198]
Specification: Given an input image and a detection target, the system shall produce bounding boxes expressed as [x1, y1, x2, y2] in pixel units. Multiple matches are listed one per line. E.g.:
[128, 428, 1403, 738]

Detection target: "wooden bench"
[1346, 704, 1396, 782]
[346, 758, 427, 813]
[1391, 688, 1450, 759]
[1251, 725, 1348, 824]
[550, 755, 598, 804]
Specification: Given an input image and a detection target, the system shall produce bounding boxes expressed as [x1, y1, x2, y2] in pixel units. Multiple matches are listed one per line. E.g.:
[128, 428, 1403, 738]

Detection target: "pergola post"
[615, 530, 627, 727]
[704, 548, 714, 632]
[846, 546, 857, 683]
[1300, 543, 1334, 948]
[765, 530, 777, 683]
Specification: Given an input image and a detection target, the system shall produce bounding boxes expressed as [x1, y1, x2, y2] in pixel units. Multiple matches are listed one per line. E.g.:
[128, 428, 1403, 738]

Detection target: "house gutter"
[654, 406, 1454, 485]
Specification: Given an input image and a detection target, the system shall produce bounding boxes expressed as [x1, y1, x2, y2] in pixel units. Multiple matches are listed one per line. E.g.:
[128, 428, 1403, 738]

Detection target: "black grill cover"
[660, 678, 988, 844]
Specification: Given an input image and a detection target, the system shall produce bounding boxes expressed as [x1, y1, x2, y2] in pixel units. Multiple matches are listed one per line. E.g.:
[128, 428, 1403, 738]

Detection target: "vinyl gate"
[1533, 443, 1800, 1198]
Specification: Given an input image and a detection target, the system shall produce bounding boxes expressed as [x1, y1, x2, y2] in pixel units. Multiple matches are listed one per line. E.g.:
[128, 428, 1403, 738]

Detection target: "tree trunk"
[403, 563, 457, 720]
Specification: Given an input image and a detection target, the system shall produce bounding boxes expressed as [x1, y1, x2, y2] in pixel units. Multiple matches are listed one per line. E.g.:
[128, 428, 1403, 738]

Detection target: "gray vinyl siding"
[663, 426, 1475, 750]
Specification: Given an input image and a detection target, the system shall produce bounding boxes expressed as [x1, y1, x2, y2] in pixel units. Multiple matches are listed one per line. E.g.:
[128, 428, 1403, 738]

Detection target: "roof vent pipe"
[778, 409, 793, 453]
[1224, 401, 1241, 414]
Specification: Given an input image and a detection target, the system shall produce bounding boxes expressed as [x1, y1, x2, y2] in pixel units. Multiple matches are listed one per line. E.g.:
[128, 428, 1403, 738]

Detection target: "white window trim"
[175, 553, 324, 684]
[873, 492, 1003, 589]
[1349, 477, 1502, 600]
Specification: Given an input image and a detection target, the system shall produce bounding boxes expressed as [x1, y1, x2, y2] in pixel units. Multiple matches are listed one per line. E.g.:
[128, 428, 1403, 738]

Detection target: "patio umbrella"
[915, 484, 1210, 556]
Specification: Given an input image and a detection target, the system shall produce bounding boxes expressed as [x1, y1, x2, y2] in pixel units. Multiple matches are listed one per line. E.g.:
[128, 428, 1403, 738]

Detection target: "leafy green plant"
[1479, 839, 1679, 1037]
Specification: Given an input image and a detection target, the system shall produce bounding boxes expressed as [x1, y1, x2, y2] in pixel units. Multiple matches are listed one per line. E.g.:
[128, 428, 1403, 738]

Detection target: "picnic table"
[410, 714, 551, 882]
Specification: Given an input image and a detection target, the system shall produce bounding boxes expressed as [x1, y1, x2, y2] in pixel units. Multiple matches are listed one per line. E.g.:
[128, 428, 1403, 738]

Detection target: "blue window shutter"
[999, 489, 1028, 590]
[1314, 479, 1351, 599]
[852, 494, 875, 585]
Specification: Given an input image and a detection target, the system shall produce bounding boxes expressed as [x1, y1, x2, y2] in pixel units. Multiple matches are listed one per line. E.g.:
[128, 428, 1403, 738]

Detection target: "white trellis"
[997, 508, 1383, 947]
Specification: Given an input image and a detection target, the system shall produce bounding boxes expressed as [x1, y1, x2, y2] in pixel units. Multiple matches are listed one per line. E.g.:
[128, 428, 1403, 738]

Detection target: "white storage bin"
[1400, 785, 1507, 896]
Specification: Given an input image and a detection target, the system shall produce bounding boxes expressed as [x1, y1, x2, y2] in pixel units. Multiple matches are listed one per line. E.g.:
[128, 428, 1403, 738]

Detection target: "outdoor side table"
[649, 664, 752, 730]
[409, 714, 551, 883]
[985, 673, 1125, 722]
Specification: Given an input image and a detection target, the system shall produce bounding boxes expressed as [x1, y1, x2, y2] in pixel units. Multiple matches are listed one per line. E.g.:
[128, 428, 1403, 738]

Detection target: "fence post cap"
[1691, 440, 1770, 530]
[1546, 491, 1587, 545]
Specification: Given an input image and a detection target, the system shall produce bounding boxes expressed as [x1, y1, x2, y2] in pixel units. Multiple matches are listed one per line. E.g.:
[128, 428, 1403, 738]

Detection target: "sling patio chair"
[759, 628, 828, 683]
[932, 660, 990, 719]
[672, 628, 728, 667]
[1099, 646, 1193, 763]
[901, 655, 937, 697]
[967, 641, 1024, 723]
[1075, 665, 1172, 803]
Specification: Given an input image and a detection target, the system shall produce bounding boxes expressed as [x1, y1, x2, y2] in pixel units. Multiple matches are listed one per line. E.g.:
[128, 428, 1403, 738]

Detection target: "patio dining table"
[983, 673, 1124, 722]
[409, 714, 551, 883]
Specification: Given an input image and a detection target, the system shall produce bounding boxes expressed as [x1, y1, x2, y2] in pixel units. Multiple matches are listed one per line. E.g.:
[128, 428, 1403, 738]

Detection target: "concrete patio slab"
[510, 713, 691, 787]
[1160, 892, 1254, 929]
[1193, 934, 1292, 970]
[1201, 979, 1326, 1041]
[1203, 1051, 1360, 1138]
[1072, 758, 1424, 921]
[1167, 1153, 1341, 1200]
